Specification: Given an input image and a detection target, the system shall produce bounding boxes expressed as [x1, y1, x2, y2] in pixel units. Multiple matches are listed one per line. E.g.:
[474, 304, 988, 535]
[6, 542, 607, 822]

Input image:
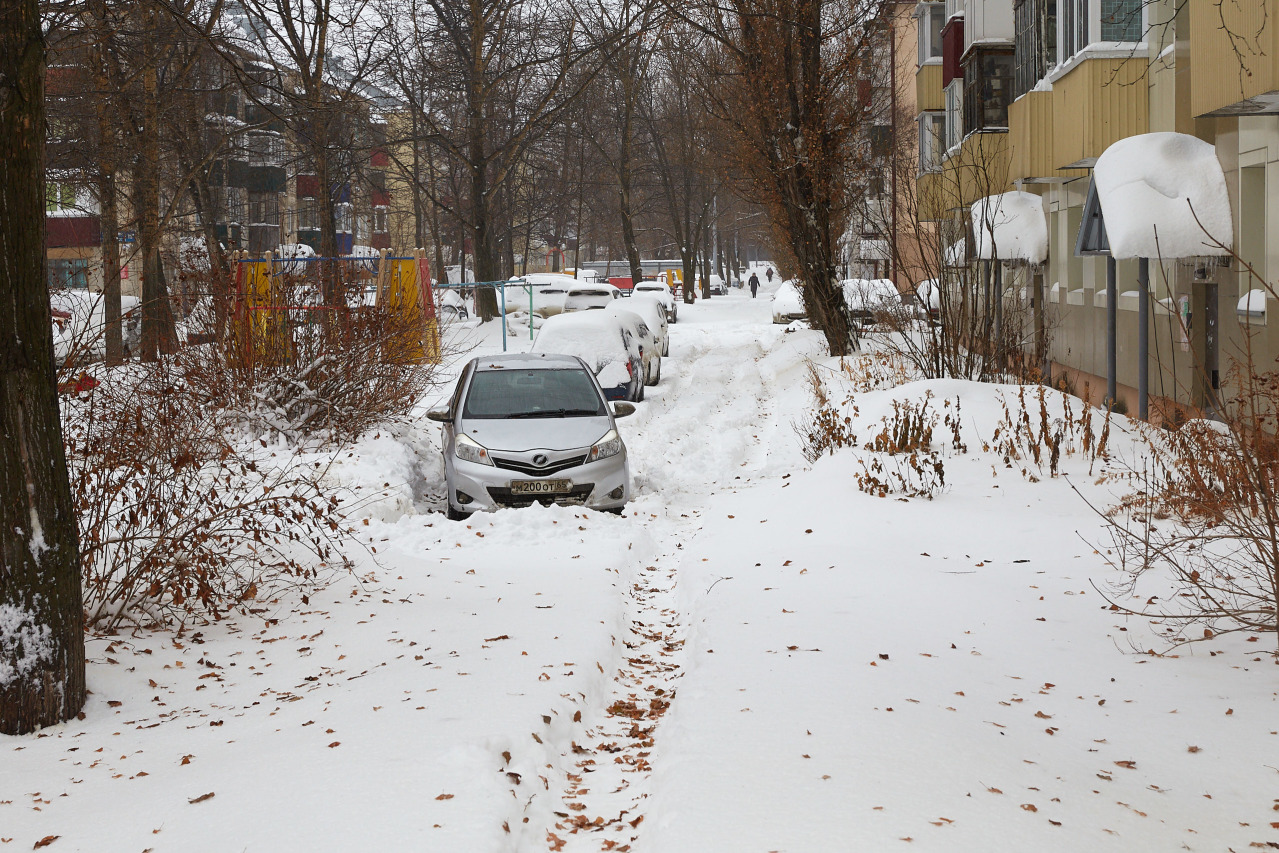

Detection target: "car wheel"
[446, 502, 470, 521]
[648, 356, 661, 385]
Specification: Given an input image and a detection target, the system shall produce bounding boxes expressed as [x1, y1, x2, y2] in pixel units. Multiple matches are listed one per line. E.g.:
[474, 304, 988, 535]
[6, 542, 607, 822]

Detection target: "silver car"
[428, 353, 635, 519]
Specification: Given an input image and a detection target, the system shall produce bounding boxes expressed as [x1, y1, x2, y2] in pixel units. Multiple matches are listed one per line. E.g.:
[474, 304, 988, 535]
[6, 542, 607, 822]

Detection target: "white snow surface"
[1093, 132, 1233, 259]
[970, 191, 1049, 262]
[5, 290, 1278, 851]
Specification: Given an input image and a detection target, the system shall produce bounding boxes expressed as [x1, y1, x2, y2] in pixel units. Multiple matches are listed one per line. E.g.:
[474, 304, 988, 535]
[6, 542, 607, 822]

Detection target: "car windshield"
[462, 368, 606, 419]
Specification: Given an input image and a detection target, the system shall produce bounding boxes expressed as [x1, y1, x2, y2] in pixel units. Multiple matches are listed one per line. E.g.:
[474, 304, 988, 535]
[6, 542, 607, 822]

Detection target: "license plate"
[510, 479, 571, 495]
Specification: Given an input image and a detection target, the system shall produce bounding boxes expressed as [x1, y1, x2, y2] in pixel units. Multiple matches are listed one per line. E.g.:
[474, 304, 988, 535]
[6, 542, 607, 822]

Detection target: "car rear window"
[462, 368, 606, 419]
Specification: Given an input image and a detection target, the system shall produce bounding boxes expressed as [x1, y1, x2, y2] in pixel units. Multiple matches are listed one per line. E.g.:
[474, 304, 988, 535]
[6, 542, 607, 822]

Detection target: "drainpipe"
[1106, 255, 1116, 408]
[889, 12, 897, 285]
[1138, 257, 1149, 421]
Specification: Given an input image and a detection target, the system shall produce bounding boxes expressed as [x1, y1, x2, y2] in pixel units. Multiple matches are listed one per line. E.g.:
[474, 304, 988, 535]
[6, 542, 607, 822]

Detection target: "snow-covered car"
[562, 283, 622, 312]
[427, 352, 635, 519]
[708, 274, 728, 295]
[50, 289, 142, 364]
[632, 280, 678, 323]
[771, 280, 806, 324]
[604, 303, 663, 387]
[437, 289, 469, 322]
[611, 294, 669, 357]
[275, 243, 316, 274]
[508, 273, 575, 318]
[532, 310, 645, 402]
[841, 278, 900, 326]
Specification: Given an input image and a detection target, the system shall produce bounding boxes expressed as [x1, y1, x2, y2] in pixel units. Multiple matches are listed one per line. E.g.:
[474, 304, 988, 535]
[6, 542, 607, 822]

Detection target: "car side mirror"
[611, 401, 636, 418]
[426, 407, 451, 423]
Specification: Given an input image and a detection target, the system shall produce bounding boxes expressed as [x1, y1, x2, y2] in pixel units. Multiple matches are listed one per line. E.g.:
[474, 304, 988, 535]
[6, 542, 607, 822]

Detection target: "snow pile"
[275, 242, 316, 273]
[1093, 132, 1233, 259]
[970, 190, 1048, 262]
[841, 278, 899, 312]
[0, 604, 54, 688]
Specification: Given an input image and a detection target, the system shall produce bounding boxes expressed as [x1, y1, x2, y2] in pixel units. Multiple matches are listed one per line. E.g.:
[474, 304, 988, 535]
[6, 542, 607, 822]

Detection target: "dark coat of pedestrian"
[748, 273, 759, 297]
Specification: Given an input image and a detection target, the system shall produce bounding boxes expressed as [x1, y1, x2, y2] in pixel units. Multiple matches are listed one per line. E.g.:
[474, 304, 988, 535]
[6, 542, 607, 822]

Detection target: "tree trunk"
[0, 0, 87, 735]
[137, 42, 177, 361]
[90, 0, 122, 365]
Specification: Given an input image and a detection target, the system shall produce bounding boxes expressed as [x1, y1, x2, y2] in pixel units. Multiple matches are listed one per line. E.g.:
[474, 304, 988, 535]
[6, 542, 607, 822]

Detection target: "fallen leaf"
[1114, 760, 1137, 770]
[188, 792, 215, 804]
[435, 794, 454, 801]
[33, 837, 59, 849]
[1021, 804, 1038, 812]
[987, 787, 1003, 794]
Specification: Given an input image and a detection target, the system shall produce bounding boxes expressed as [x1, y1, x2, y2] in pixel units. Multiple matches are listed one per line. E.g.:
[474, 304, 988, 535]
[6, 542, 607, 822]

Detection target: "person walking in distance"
[748, 271, 759, 298]
[765, 267, 774, 283]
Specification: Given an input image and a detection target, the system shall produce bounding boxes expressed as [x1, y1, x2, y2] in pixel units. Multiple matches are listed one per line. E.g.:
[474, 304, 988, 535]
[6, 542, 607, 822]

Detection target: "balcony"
[1008, 90, 1054, 181]
[917, 62, 944, 112]
[918, 131, 1011, 221]
[1190, 0, 1279, 116]
[1050, 56, 1148, 168]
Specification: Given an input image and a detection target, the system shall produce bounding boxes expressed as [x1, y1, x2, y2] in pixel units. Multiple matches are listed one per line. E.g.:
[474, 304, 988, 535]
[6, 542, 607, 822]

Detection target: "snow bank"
[970, 191, 1048, 262]
[1093, 132, 1232, 259]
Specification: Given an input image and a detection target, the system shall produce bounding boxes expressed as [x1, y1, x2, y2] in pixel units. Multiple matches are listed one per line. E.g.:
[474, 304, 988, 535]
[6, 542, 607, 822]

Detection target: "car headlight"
[455, 433, 493, 466]
[588, 429, 624, 462]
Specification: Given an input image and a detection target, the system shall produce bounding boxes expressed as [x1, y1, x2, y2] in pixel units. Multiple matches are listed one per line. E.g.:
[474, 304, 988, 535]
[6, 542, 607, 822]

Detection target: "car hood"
[460, 415, 613, 452]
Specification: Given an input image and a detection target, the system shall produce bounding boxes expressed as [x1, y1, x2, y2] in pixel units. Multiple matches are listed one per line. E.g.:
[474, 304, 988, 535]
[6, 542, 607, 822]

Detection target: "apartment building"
[911, 0, 1279, 419]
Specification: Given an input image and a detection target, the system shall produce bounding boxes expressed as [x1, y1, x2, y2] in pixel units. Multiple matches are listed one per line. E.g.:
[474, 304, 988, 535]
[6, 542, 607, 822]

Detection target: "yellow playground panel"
[236, 257, 290, 366]
[376, 250, 440, 364]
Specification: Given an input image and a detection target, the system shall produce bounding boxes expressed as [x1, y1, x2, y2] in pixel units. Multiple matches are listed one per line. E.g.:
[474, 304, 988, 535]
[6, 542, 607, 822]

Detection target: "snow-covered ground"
[4, 287, 1277, 852]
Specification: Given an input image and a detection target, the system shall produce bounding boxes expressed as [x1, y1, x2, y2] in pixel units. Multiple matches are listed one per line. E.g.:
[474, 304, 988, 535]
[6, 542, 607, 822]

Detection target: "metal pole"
[1106, 255, 1117, 408]
[1138, 257, 1149, 421]
[993, 262, 1003, 359]
[499, 282, 507, 352]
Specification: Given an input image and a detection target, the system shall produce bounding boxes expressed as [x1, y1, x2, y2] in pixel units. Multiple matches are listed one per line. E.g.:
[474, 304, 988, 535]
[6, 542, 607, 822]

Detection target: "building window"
[45, 180, 79, 215]
[963, 49, 1015, 134]
[918, 111, 946, 172]
[1060, 0, 1090, 60]
[1014, 0, 1057, 97]
[335, 202, 353, 234]
[1100, 0, 1141, 41]
[248, 191, 279, 226]
[944, 80, 962, 150]
[48, 258, 89, 290]
[916, 2, 946, 65]
[373, 206, 388, 234]
[297, 202, 320, 232]
[245, 131, 283, 167]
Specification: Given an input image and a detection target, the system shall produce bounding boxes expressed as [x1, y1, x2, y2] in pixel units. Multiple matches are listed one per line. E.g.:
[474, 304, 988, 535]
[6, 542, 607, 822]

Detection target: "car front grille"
[490, 454, 588, 477]
[486, 484, 595, 508]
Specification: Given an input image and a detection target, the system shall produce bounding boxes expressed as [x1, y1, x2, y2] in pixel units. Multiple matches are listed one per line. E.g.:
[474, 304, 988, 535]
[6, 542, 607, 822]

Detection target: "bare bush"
[986, 384, 1111, 481]
[1091, 359, 1279, 651]
[794, 362, 858, 463]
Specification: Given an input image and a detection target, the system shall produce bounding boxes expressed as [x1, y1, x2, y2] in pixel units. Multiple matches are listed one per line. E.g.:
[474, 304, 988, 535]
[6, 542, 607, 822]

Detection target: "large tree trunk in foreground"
[0, 0, 87, 735]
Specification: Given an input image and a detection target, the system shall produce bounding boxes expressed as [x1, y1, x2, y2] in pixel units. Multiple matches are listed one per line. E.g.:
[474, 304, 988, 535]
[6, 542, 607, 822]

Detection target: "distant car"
[562, 283, 622, 312]
[708, 274, 728, 295]
[437, 289, 469, 322]
[841, 278, 900, 326]
[632, 280, 678, 323]
[50, 289, 142, 363]
[604, 303, 663, 386]
[532, 310, 645, 402]
[509, 273, 576, 318]
[771, 280, 806, 324]
[427, 352, 635, 519]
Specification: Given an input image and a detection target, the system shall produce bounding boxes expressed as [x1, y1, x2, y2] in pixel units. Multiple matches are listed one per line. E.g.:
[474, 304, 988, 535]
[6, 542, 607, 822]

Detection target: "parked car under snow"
[531, 310, 645, 402]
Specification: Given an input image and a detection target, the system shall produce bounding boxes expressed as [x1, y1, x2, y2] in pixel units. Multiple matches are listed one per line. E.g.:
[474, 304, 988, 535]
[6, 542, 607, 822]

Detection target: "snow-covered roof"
[970, 191, 1048, 263]
[1092, 132, 1232, 260]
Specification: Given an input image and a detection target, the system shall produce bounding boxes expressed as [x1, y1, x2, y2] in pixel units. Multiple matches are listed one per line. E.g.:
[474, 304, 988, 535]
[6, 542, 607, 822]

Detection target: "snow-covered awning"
[858, 238, 890, 261]
[969, 191, 1048, 263]
[1092, 132, 1233, 260]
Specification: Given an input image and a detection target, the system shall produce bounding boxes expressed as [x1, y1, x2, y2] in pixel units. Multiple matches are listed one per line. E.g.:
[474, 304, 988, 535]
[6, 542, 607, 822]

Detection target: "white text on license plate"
[510, 479, 571, 495]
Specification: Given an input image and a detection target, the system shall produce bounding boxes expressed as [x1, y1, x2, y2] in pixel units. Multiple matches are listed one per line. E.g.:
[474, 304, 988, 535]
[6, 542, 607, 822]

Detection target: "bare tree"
[674, 0, 886, 354]
[0, 0, 86, 734]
